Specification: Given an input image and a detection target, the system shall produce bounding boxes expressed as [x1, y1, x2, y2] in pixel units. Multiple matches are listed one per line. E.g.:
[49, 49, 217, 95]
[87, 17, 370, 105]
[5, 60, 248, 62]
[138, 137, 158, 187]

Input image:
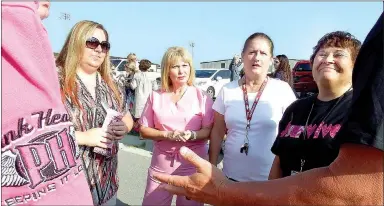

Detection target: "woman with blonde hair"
[119, 53, 138, 112]
[122, 61, 138, 114]
[126, 52, 139, 71]
[139, 47, 214, 205]
[56, 20, 133, 205]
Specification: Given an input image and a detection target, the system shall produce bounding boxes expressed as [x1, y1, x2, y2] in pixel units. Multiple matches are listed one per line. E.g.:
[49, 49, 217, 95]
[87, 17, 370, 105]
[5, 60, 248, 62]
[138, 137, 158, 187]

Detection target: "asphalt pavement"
[116, 144, 151, 206]
[116, 135, 223, 206]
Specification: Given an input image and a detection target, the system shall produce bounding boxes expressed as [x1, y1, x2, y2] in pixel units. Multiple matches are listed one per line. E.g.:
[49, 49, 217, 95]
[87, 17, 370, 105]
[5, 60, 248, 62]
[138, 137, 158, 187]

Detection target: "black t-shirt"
[336, 13, 383, 151]
[272, 12, 384, 177]
[271, 91, 353, 177]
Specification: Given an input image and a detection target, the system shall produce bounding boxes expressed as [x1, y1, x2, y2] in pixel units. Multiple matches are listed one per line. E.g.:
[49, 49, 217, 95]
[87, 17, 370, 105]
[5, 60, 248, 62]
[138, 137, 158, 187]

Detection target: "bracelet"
[190, 131, 197, 141]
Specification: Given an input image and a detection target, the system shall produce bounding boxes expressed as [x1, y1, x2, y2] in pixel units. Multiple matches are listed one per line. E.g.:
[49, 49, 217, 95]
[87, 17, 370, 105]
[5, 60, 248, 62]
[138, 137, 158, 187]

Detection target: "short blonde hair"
[160, 47, 195, 92]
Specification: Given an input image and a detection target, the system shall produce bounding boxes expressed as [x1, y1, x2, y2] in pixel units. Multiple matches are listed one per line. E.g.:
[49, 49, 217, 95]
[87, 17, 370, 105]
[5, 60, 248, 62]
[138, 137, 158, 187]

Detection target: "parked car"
[292, 60, 318, 98]
[110, 58, 127, 77]
[195, 69, 231, 98]
[110, 58, 161, 88]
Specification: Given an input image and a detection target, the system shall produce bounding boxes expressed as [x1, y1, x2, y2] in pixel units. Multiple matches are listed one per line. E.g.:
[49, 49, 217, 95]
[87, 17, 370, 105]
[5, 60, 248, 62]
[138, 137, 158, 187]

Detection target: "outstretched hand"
[153, 146, 231, 205]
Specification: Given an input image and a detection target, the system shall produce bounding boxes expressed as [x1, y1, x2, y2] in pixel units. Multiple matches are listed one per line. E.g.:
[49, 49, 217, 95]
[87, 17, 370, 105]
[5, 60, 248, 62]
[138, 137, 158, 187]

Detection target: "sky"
[43, 2, 382, 67]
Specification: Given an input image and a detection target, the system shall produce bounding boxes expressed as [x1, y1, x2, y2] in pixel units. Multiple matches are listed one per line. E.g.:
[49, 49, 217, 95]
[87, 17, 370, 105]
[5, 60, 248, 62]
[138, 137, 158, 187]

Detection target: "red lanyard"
[241, 77, 268, 129]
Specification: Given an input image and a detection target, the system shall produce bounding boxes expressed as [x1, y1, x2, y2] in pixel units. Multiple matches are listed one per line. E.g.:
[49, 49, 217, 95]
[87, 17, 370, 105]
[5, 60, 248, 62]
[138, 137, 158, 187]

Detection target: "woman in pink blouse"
[139, 47, 214, 206]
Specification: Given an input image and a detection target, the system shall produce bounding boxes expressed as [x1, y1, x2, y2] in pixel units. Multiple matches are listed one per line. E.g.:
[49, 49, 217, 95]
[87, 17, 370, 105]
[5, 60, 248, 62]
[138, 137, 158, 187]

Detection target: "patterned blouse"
[59, 71, 128, 205]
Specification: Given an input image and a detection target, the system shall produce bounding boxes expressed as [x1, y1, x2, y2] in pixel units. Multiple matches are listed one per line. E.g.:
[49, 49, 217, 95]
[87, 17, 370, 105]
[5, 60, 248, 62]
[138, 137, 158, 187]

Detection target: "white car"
[110, 58, 128, 79]
[195, 69, 231, 98]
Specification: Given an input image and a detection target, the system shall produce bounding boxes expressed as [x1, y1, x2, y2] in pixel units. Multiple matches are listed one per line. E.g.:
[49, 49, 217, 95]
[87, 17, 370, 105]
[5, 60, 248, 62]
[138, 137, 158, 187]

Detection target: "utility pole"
[59, 12, 71, 21]
[189, 41, 195, 58]
[59, 12, 71, 33]
[56, 12, 71, 58]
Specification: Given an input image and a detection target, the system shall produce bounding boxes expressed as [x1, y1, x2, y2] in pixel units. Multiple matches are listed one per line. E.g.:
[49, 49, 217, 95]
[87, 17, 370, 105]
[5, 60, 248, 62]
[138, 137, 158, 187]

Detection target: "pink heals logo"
[279, 121, 292, 137]
[279, 121, 304, 139]
[329, 124, 341, 138]
[290, 126, 304, 138]
[306, 124, 317, 137]
[279, 121, 342, 139]
[2, 126, 79, 189]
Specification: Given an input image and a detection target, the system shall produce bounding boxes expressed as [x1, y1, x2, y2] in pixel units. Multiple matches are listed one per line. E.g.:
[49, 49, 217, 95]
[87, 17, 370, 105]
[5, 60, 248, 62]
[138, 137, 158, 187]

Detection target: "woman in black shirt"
[269, 31, 361, 178]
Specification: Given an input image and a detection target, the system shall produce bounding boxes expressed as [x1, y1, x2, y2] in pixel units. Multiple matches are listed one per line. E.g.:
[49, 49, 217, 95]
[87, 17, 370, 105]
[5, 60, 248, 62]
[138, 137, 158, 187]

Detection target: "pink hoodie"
[2, 2, 93, 205]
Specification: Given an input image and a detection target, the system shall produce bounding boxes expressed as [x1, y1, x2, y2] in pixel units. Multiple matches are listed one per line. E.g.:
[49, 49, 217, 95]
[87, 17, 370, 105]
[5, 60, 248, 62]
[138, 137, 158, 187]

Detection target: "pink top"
[139, 86, 214, 153]
[2, 2, 92, 205]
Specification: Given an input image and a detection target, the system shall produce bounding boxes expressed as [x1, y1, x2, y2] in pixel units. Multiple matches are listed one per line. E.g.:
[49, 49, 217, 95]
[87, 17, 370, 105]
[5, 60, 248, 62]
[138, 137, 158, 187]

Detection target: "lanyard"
[240, 77, 268, 155]
[242, 77, 268, 129]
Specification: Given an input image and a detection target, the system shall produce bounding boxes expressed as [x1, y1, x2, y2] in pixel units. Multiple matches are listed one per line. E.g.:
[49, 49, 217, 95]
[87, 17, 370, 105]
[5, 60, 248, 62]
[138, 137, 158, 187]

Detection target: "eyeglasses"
[85, 37, 110, 53]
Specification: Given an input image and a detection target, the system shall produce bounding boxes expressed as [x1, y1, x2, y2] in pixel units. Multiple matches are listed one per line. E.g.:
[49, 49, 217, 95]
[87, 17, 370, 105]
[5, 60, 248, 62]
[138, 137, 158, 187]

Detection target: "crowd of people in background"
[2, 1, 383, 206]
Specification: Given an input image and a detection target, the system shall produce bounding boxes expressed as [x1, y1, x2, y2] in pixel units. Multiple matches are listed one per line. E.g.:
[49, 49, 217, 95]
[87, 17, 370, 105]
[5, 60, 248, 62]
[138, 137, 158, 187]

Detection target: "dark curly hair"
[274, 54, 293, 87]
[310, 31, 361, 66]
[139, 59, 152, 72]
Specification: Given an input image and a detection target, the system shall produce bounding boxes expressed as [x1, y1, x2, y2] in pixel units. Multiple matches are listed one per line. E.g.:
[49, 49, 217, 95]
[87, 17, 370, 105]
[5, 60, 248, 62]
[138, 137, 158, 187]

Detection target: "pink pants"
[142, 144, 207, 206]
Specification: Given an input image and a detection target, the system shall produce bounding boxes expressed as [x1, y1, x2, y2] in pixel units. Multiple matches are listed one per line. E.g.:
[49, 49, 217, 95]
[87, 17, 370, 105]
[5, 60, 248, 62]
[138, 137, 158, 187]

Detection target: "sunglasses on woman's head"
[85, 37, 110, 53]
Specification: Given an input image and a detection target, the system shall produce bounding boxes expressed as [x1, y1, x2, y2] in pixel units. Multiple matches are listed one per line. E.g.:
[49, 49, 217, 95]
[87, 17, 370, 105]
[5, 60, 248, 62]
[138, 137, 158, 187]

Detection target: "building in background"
[200, 58, 302, 74]
[200, 59, 232, 69]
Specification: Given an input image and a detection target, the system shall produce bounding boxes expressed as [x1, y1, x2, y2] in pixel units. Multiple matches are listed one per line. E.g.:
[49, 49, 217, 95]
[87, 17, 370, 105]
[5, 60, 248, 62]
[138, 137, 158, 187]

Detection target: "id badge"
[291, 170, 300, 176]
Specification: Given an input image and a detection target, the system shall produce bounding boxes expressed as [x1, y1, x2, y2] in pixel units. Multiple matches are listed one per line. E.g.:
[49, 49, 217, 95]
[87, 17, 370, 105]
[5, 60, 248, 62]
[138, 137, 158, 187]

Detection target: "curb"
[119, 143, 152, 158]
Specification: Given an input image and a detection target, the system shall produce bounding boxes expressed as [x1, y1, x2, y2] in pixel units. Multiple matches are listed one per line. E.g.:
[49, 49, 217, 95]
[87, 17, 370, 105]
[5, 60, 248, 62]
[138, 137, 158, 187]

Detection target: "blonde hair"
[127, 53, 137, 64]
[125, 62, 138, 73]
[56, 20, 122, 108]
[160, 47, 195, 92]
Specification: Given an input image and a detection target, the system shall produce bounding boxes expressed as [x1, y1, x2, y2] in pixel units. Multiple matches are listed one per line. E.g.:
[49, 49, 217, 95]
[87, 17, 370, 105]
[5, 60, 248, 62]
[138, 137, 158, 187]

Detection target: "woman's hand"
[77, 128, 112, 148]
[163, 131, 178, 141]
[177, 130, 192, 142]
[107, 120, 129, 140]
[164, 130, 192, 142]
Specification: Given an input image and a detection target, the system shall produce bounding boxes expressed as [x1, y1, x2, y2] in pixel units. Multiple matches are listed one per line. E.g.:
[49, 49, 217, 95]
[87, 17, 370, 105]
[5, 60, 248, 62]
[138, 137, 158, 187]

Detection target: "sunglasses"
[85, 37, 110, 53]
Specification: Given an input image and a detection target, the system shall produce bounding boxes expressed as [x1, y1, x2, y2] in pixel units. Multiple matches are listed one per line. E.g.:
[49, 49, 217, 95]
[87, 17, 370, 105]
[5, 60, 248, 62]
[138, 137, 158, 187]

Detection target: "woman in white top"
[209, 32, 297, 182]
[130, 59, 158, 120]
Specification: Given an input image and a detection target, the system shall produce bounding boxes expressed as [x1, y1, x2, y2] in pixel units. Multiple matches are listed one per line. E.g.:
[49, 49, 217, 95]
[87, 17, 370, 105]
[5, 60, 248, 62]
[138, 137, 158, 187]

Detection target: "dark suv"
[292, 60, 318, 97]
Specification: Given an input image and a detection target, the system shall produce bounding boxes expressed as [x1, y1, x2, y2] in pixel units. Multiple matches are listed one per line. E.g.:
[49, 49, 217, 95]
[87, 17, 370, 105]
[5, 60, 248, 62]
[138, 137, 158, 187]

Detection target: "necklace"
[171, 86, 188, 104]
